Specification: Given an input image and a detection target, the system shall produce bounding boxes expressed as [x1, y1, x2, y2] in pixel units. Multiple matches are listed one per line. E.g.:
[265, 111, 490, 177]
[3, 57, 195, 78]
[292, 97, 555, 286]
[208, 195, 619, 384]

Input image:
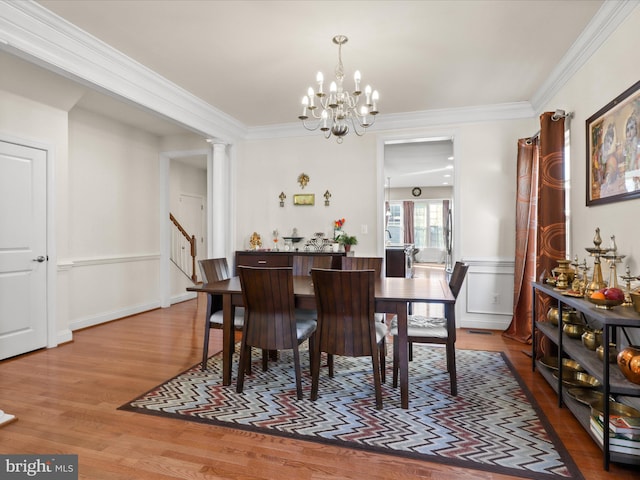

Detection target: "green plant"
[336, 233, 358, 246]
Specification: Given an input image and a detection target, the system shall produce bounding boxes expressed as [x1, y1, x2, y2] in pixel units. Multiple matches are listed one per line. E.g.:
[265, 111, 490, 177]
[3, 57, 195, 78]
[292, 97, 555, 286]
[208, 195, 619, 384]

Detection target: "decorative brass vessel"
[563, 322, 585, 339]
[581, 329, 602, 351]
[552, 259, 575, 289]
[597, 343, 618, 363]
[617, 345, 640, 384]
[547, 307, 579, 326]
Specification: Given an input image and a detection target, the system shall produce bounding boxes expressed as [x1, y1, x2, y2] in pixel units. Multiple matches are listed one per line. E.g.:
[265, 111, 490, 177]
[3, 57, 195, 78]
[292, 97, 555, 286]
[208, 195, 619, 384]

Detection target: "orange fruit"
[591, 291, 606, 300]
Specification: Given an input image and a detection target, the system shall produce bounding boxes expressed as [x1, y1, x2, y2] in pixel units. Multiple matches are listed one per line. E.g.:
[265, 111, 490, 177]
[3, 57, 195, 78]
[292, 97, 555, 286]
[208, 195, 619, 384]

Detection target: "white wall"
[66, 107, 162, 330]
[236, 135, 379, 254]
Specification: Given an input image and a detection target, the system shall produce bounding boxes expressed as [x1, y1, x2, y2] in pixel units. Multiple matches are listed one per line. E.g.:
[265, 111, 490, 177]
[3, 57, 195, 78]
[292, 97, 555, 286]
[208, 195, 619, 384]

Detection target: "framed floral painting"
[587, 80, 640, 206]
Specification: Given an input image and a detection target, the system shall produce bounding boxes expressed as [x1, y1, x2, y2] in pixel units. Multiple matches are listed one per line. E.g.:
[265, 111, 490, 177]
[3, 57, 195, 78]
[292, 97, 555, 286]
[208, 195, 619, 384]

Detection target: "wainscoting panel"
[458, 258, 514, 331]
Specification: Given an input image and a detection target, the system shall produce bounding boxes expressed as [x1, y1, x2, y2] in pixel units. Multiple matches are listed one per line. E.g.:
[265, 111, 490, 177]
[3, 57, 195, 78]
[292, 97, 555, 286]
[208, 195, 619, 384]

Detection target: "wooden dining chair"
[341, 256, 383, 278]
[310, 268, 387, 409]
[341, 256, 386, 321]
[292, 254, 332, 276]
[292, 254, 333, 321]
[198, 258, 245, 371]
[390, 261, 468, 396]
[236, 266, 317, 400]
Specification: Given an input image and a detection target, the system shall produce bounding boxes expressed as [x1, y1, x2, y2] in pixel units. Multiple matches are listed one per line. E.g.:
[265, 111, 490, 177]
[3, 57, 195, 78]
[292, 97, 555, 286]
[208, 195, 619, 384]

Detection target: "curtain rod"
[525, 110, 574, 145]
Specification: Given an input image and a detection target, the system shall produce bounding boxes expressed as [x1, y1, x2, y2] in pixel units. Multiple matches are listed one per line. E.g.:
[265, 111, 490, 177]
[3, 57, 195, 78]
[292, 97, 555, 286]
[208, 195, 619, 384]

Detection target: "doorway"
[381, 137, 456, 271]
[0, 140, 49, 360]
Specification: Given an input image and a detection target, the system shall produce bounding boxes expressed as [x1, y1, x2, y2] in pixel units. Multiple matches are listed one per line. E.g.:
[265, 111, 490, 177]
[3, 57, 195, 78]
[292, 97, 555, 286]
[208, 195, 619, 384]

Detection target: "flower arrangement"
[334, 218, 346, 229]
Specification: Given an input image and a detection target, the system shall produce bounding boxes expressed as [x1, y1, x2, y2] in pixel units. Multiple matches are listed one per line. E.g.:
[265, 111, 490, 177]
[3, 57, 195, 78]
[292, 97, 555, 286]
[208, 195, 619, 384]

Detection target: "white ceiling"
[36, 0, 604, 128]
[8, 1, 608, 185]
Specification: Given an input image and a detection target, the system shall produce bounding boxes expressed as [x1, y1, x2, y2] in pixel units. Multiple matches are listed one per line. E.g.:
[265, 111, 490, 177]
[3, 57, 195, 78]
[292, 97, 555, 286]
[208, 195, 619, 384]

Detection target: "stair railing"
[169, 213, 197, 283]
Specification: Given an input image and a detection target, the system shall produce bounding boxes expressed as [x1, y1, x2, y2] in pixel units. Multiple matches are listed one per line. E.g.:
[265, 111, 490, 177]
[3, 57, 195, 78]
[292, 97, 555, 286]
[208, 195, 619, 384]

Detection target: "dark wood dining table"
[188, 275, 455, 409]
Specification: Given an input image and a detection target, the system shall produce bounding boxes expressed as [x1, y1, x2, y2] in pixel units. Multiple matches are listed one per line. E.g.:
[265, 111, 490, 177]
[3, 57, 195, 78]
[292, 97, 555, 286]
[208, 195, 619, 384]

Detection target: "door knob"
[33, 256, 46, 263]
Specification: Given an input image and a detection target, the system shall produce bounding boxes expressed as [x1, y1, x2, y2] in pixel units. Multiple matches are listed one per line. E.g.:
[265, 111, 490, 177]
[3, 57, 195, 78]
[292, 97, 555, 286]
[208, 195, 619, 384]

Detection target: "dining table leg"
[397, 303, 409, 409]
[222, 294, 233, 386]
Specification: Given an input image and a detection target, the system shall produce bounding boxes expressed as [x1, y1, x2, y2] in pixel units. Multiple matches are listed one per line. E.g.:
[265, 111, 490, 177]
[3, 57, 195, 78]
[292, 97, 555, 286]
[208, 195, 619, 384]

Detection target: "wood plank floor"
[1, 297, 639, 479]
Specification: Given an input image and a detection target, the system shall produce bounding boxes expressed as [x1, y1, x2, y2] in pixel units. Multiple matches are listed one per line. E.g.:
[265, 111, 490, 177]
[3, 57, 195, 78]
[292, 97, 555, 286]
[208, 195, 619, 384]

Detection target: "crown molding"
[1, 1, 635, 143]
[530, 0, 638, 113]
[0, 0, 247, 143]
[245, 102, 536, 140]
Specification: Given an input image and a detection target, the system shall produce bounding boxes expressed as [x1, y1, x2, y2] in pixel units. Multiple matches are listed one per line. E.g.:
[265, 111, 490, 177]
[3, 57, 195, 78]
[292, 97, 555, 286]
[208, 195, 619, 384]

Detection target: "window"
[387, 200, 445, 247]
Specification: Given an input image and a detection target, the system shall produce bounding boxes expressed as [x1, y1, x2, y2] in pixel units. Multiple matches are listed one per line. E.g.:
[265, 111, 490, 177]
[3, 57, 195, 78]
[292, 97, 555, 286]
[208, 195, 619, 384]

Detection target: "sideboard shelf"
[532, 282, 640, 470]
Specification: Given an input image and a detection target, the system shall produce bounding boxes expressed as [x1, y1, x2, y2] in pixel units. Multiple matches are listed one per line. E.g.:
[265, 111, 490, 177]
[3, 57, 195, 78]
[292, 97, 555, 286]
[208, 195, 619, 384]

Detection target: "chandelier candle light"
[299, 35, 379, 143]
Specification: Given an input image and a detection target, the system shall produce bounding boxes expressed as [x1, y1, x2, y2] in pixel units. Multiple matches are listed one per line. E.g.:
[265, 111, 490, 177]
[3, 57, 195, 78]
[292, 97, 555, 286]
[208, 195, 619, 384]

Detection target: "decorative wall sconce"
[323, 190, 331, 206]
[279, 192, 286, 207]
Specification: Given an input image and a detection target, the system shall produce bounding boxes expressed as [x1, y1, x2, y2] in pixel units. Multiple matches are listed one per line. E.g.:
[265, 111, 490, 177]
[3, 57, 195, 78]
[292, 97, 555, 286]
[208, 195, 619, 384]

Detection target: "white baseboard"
[55, 328, 73, 345]
[171, 291, 197, 304]
[69, 301, 161, 331]
[459, 314, 511, 331]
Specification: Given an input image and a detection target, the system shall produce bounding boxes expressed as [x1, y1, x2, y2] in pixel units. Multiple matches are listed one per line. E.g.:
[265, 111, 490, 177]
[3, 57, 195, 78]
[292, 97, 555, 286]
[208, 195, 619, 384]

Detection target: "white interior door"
[0, 141, 47, 360]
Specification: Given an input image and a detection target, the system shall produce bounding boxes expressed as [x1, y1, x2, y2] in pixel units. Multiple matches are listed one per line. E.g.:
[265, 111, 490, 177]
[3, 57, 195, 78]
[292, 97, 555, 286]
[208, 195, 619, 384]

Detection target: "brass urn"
[617, 345, 640, 384]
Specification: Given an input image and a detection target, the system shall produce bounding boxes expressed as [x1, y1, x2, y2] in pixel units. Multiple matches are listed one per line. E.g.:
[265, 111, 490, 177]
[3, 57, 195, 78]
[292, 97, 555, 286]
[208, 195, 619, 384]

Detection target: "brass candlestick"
[585, 228, 609, 297]
[620, 265, 637, 305]
[602, 235, 624, 290]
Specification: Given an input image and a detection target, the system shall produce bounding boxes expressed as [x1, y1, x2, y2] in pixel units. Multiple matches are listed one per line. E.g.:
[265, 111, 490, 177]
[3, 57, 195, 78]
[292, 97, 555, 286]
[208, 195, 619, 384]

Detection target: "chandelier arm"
[349, 116, 366, 137]
[300, 118, 322, 132]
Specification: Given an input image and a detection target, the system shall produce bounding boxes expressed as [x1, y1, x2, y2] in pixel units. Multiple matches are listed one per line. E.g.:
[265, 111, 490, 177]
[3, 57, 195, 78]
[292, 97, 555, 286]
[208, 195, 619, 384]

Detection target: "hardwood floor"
[1, 297, 639, 479]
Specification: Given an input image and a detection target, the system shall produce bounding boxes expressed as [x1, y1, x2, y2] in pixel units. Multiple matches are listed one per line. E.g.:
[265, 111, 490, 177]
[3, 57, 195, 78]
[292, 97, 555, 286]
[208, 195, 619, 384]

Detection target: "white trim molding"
[0, 1, 246, 143]
[458, 257, 515, 331]
[69, 253, 159, 268]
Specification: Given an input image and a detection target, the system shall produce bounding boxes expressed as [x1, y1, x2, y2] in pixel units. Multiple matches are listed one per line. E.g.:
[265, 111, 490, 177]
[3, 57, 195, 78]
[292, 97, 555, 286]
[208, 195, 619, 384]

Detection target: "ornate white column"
[210, 142, 228, 258]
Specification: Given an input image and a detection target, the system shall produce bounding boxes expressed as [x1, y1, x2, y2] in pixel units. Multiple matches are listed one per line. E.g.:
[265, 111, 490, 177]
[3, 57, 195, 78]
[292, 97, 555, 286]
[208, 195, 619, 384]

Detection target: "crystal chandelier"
[298, 35, 379, 143]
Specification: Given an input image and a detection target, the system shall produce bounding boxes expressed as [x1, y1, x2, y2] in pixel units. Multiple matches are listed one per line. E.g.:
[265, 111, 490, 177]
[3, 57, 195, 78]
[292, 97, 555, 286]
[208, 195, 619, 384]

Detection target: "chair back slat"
[198, 258, 232, 313]
[198, 258, 231, 283]
[341, 256, 383, 278]
[448, 262, 469, 299]
[238, 266, 298, 351]
[311, 268, 377, 357]
[292, 255, 332, 276]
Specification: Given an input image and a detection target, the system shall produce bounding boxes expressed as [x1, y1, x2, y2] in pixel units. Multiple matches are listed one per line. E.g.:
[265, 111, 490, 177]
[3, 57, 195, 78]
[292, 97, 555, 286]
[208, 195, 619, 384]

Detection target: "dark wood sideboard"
[235, 251, 344, 273]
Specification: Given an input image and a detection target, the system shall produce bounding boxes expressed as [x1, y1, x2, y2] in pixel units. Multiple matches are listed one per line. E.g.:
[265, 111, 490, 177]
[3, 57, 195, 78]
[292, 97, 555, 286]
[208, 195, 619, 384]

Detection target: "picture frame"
[586, 80, 640, 206]
[293, 193, 315, 206]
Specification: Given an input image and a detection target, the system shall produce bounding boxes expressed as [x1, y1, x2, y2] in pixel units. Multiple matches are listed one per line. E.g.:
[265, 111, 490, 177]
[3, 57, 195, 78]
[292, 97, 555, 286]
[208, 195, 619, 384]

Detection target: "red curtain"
[504, 112, 566, 345]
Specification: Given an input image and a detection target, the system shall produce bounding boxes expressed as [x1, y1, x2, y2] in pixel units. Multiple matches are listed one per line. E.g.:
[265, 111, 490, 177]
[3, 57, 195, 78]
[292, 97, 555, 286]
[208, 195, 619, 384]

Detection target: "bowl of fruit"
[588, 287, 625, 309]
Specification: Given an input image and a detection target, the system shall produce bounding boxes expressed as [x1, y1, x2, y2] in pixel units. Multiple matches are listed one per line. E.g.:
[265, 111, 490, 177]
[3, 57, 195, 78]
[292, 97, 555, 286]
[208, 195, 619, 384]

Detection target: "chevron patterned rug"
[120, 346, 582, 479]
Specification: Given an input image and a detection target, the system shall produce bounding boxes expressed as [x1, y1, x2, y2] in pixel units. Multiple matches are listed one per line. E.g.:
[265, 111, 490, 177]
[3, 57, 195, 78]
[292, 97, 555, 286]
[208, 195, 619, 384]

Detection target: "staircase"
[169, 213, 198, 283]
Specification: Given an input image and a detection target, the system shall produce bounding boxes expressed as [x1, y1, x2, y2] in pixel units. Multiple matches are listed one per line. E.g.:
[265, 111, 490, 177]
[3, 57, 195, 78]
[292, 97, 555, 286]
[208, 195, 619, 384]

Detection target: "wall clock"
[411, 187, 422, 197]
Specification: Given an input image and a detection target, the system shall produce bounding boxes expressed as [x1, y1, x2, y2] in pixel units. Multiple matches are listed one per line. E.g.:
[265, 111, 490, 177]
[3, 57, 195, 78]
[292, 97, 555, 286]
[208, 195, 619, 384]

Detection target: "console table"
[532, 282, 640, 470]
